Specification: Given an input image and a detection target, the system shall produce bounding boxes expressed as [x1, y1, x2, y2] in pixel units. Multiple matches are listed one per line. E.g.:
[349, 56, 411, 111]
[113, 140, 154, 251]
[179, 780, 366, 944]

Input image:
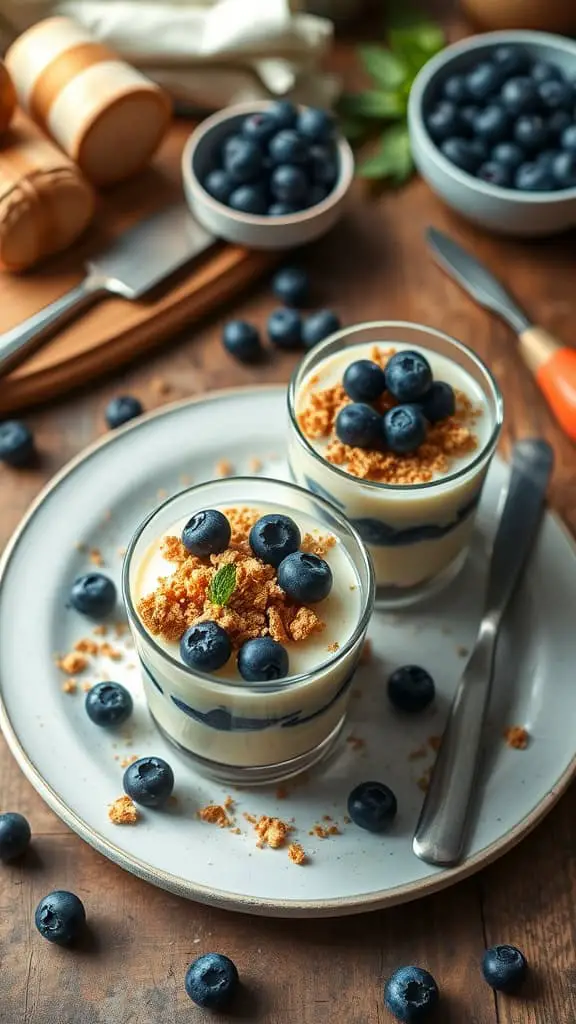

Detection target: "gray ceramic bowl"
[408, 30, 576, 237]
[182, 101, 354, 250]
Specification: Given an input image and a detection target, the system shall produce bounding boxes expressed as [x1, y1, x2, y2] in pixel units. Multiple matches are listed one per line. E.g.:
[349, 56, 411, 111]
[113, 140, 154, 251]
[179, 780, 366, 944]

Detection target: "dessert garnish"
[85, 682, 133, 727]
[347, 781, 398, 833]
[122, 756, 174, 808]
[387, 666, 436, 713]
[70, 572, 117, 618]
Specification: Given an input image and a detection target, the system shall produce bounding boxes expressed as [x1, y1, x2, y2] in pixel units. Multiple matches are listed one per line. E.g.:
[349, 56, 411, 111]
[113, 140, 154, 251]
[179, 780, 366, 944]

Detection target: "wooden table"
[2, 20, 576, 1024]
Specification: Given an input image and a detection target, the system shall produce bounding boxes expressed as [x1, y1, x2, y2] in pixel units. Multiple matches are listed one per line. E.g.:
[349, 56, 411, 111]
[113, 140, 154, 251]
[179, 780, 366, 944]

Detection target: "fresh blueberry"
[561, 123, 576, 153]
[500, 76, 540, 117]
[302, 309, 341, 348]
[440, 137, 483, 173]
[0, 421, 35, 467]
[222, 134, 243, 163]
[105, 395, 143, 429]
[513, 114, 548, 151]
[459, 104, 480, 134]
[419, 381, 456, 423]
[536, 149, 560, 172]
[267, 307, 302, 349]
[270, 164, 309, 203]
[269, 99, 298, 129]
[515, 161, 555, 190]
[491, 141, 525, 170]
[473, 105, 510, 145]
[482, 945, 527, 993]
[228, 184, 268, 214]
[35, 891, 86, 945]
[531, 60, 563, 85]
[222, 320, 262, 363]
[70, 573, 116, 617]
[185, 953, 239, 1010]
[347, 781, 397, 833]
[537, 79, 572, 112]
[308, 142, 339, 188]
[425, 101, 463, 143]
[277, 550, 333, 604]
[272, 267, 309, 307]
[180, 621, 231, 672]
[466, 61, 501, 101]
[335, 403, 381, 448]
[477, 160, 512, 187]
[387, 665, 435, 713]
[384, 966, 439, 1022]
[306, 184, 330, 207]
[123, 756, 174, 808]
[552, 150, 576, 188]
[546, 109, 571, 140]
[493, 45, 531, 77]
[242, 112, 278, 145]
[224, 137, 263, 183]
[203, 168, 233, 204]
[343, 360, 386, 403]
[382, 405, 428, 455]
[0, 813, 31, 860]
[384, 350, 432, 402]
[237, 637, 289, 681]
[269, 129, 309, 165]
[182, 509, 231, 556]
[249, 513, 301, 567]
[297, 106, 334, 143]
[442, 73, 469, 104]
[85, 682, 133, 727]
[267, 201, 300, 216]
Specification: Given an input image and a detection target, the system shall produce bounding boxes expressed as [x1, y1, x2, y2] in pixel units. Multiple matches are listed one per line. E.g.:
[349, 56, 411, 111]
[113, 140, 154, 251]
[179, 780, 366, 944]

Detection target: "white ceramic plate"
[1, 387, 575, 918]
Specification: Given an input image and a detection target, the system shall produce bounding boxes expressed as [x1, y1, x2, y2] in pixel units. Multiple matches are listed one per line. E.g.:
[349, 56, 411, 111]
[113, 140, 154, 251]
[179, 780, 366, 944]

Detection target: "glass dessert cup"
[123, 477, 375, 784]
[288, 321, 504, 609]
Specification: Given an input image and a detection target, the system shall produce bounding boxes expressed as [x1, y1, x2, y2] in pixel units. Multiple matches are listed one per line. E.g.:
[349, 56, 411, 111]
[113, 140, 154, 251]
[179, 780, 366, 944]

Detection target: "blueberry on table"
[473, 105, 510, 145]
[513, 114, 548, 152]
[384, 350, 432, 403]
[249, 513, 301, 567]
[0, 420, 35, 467]
[335, 403, 381, 449]
[297, 106, 334, 143]
[123, 756, 174, 808]
[561, 124, 576, 154]
[500, 77, 540, 117]
[270, 164, 309, 204]
[419, 381, 456, 423]
[228, 184, 268, 215]
[347, 781, 397, 833]
[442, 73, 469, 104]
[180, 621, 231, 672]
[482, 945, 527, 993]
[493, 45, 531, 78]
[85, 682, 133, 727]
[70, 572, 116, 618]
[203, 168, 233, 204]
[269, 99, 298, 129]
[272, 267, 310, 307]
[224, 137, 262, 183]
[466, 61, 501, 101]
[182, 509, 231, 556]
[185, 953, 239, 1010]
[242, 112, 278, 145]
[268, 201, 300, 216]
[105, 395, 143, 429]
[552, 151, 576, 188]
[308, 142, 339, 187]
[537, 79, 572, 113]
[238, 636, 289, 681]
[222, 320, 262, 363]
[531, 60, 563, 85]
[343, 359, 386, 403]
[440, 137, 483, 174]
[267, 308, 303, 349]
[269, 129, 309, 165]
[384, 966, 439, 1022]
[383, 405, 428, 455]
[35, 891, 86, 945]
[425, 101, 462, 143]
[477, 160, 513, 188]
[0, 812, 31, 861]
[491, 142, 524, 171]
[277, 551, 333, 604]
[515, 162, 555, 191]
[302, 309, 341, 348]
[387, 665, 435, 713]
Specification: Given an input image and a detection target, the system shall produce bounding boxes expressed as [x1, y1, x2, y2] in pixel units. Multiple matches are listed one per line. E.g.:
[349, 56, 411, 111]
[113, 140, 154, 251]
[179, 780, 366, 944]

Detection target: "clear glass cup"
[122, 477, 374, 784]
[287, 321, 504, 608]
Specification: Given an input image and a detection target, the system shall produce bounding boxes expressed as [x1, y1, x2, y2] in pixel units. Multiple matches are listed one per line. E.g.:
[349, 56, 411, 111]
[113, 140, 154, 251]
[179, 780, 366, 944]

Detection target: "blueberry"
[493, 45, 530, 77]
[491, 141, 524, 170]
[297, 106, 334, 142]
[272, 266, 309, 307]
[308, 142, 339, 187]
[269, 129, 309, 165]
[440, 137, 483, 173]
[185, 953, 239, 1010]
[459, 104, 480, 134]
[85, 682, 133, 727]
[347, 781, 397, 833]
[442, 73, 468, 104]
[0, 421, 35, 467]
[387, 665, 435, 712]
[306, 184, 330, 207]
[242, 112, 278, 145]
[382, 405, 428, 455]
[269, 99, 298, 129]
[515, 161, 555, 190]
[500, 77, 540, 116]
[70, 573, 116, 617]
[473, 105, 510, 145]
[513, 114, 548, 151]
[267, 307, 302, 349]
[123, 756, 174, 808]
[547, 109, 571, 140]
[222, 134, 243, 162]
[477, 160, 512, 187]
[384, 350, 432, 402]
[228, 184, 267, 214]
[482, 945, 527, 993]
[181, 509, 231, 556]
[343, 360, 386, 403]
[224, 138, 262, 183]
[538, 79, 572, 113]
[180, 621, 231, 672]
[222, 320, 262, 363]
[552, 150, 576, 188]
[384, 966, 439, 1022]
[203, 168, 233, 204]
[105, 395, 143, 429]
[238, 637, 289, 681]
[531, 60, 563, 85]
[466, 61, 501, 101]
[0, 813, 31, 860]
[536, 149, 559, 172]
[561, 123, 576, 153]
[419, 380, 456, 423]
[35, 891, 86, 945]
[277, 551, 332, 604]
[335, 403, 381, 448]
[270, 164, 309, 203]
[302, 309, 341, 348]
[425, 101, 462, 143]
[267, 201, 300, 216]
[249, 513, 301, 567]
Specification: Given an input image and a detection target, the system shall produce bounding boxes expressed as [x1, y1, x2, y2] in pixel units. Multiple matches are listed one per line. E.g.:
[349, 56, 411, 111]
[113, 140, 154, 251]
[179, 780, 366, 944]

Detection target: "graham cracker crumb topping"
[198, 804, 232, 828]
[288, 842, 307, 865]
[58, 652, 88, 675]
[504, 725, 529, 750]
[61, 679, 77, 694]
[108, 796, 139, 824]
[253, 815, 292, 849]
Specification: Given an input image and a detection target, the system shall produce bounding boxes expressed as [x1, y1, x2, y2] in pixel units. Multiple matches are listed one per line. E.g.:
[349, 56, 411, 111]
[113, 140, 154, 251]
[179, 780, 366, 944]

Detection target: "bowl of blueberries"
[182, 99, 354, 249]
[408, 30, 576, 236]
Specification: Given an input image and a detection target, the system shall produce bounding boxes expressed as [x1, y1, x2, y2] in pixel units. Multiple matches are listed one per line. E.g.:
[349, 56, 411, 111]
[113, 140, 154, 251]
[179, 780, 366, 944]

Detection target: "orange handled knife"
[427, 226, 576, 443]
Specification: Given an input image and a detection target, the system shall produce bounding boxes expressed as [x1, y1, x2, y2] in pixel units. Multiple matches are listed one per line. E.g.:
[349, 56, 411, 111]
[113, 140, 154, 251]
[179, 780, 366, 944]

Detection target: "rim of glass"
[122, 476, 375, 693]
[288, 319, 504, 493]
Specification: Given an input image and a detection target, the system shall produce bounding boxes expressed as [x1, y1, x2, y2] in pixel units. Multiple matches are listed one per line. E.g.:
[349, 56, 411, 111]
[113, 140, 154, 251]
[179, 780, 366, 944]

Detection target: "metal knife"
[413, 438, 553, 867]
[427, 227, 576, 443]
[0, 203, 215, 377]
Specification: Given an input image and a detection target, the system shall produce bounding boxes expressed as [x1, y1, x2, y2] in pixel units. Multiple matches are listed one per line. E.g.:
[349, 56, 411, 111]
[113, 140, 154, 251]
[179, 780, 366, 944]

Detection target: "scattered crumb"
[312, 823, 341, 839]
[327, 641, 339, 653]
[247, 457, 263, 473]
[417, 768, 432, 793]
[74, 542, 88, 553]
[346, 734, 365, 751]
[428, 735, 442, 752]
[322, 815, 332, 821]
[157, 488, 168, 499]
[215, 458, 234, 478]
[504, 725, 529, 750]
[99, 642, 123, 661]
[253, 815, 292, 849]
[150, 376, 171, 396]
[230, 827, 241, 835]
[108, 796, 139, 825]
[408, 744, 428, 761]
[343, 815, 351, 825]
[117, 547, 127, 558]
[61, 679, 77, 694]
[120, 754, 138, 769]
[82, 681, 93, 693]
[457, 645, 469, 658]
[179, 474, 192, 486]
[359, 638, 373, 665]
[288, 842, 307, 865]
[114, 622, 127, 638]
[198, 805, 232, 828]
[92, 624, 108, 637]
[223, 795, 235, 812]
[58, 652, 88, 675]
[300, 532, 336, 558]
[275, 784, 288, 800]
[89, 548, 104, 567]
[74, 637, 99, 655]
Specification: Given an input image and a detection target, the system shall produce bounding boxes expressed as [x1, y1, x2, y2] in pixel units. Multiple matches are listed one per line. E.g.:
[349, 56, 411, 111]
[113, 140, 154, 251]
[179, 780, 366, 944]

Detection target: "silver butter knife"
[413, 439, 553, 867]
[0, 203, 214, 377]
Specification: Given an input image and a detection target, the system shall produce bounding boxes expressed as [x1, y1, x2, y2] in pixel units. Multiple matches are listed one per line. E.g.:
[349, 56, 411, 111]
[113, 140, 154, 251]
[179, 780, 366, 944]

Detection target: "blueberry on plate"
[492, 45, 530, 78]
[297, 106, 334, 143]
[123, 756, 174, 808]
[85, 682, 133, 727]
[466, 61, 501, 101]
[335, 403, 381, 449]
[513, 114, 548, 151]
[203, 168, 233, 204]
[425, 101, 462, 143]
[35, 890, 86, 945]
[515, 161, 555, 191]
[228, 184, 268, 215]
[249, 513, 301, 567]
[185, 953, 239, 1010]
[180, 621, 231, 672]
[272, 266, 310, 307]
[238, 636, 289, 681]
[442, 73, 468, 104]
[269, 129, 309, 165]
[419, 380, 455, 423]
[308, 142, 339, 187]
[268, 201, 300, 216]
[70, 572, 116, 617]
[347, 781, 397, 833]
[277, 550, 332, 604]
[387, 665, 435, 713]
[440, 137, 483, 174]
[477, 160, 512, 187]
[302, 309, 341, 349]
[270, 164, 309, 204]
[561, 123, 576, 153]
[269, 99, 298, 129]
[546, 109, 571, 141]
[482, 945, 527, 993]
[224, 137, 262, 183]
[552, 150, 576, 188]
[537, 79, 572, 113]
[382, 405, 428, 455]
[267, 307, 303, 349]
[384, 966, 439, 1022]
[222, 320, 262, 363]
[500, 76, 540, 117]
[242, 112, 278, 145]
[531, 60, 563, 85]
[384, 350, 432, 402]
[182, 509, 231, 556]
[473, 105, 510, 145]
[105, 395, 143, 429]
[343, 359, 386, 403]
[0, 421, 35, 467]
[0, 812, 31, 861]
[491, 141, 525, 171]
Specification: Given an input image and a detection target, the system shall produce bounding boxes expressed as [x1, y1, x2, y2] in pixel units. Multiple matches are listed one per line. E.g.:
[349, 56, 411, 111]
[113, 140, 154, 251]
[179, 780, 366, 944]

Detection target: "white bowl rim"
[408, 29, 576, 205]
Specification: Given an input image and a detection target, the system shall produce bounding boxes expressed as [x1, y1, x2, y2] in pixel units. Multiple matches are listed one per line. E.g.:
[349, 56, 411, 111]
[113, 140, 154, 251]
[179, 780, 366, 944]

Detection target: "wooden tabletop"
[2, 14, 576, 1024]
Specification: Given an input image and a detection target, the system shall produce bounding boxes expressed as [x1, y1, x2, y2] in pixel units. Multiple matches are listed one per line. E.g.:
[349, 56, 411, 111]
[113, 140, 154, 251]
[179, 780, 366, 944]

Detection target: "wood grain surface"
[1, 7, 576, 1024]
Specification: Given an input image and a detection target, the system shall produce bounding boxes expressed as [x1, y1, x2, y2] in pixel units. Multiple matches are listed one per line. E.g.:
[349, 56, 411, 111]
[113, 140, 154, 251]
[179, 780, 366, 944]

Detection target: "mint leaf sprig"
[207, 563, 237, 606]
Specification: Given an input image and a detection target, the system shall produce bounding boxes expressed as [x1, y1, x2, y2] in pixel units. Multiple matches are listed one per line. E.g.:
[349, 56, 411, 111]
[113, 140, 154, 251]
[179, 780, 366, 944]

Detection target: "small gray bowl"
[408, 30, 576, 237]
[182, 101, 355, 250]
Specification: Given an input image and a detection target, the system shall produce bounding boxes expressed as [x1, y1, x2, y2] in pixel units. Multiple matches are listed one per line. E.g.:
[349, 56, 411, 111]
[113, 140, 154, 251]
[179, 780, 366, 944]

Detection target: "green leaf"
[358, 45, 407, 90]
[386, 2, 446, 72]
[338, 89, 406, 121]
[208, 563, 237, 606]
[358, 123, 414, 184]
[338, 114, 369, 142]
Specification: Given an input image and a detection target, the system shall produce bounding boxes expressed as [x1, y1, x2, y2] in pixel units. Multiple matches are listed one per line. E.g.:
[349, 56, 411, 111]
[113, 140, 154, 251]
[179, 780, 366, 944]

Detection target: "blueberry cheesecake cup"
[123, 478, 374, 783]
[288, 321, 503, 608]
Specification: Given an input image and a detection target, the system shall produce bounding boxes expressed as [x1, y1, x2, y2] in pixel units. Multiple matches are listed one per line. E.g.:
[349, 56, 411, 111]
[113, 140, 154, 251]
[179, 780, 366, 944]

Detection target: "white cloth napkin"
[0, 0, 340, 111]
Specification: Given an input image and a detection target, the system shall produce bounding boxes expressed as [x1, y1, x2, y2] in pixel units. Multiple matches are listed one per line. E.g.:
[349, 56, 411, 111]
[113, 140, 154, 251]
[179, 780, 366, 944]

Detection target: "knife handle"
[519, 326, 576, 443]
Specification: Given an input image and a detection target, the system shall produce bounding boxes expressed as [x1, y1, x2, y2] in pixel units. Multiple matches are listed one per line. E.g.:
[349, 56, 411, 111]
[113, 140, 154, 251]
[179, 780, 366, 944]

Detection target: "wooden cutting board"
[0, 120, 274, 415]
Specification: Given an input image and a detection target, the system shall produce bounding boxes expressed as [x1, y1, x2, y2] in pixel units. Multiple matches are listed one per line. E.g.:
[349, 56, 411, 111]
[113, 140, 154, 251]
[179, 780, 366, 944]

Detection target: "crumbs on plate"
[504, 725, 529, 750]
[108, 796, 139, 825]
